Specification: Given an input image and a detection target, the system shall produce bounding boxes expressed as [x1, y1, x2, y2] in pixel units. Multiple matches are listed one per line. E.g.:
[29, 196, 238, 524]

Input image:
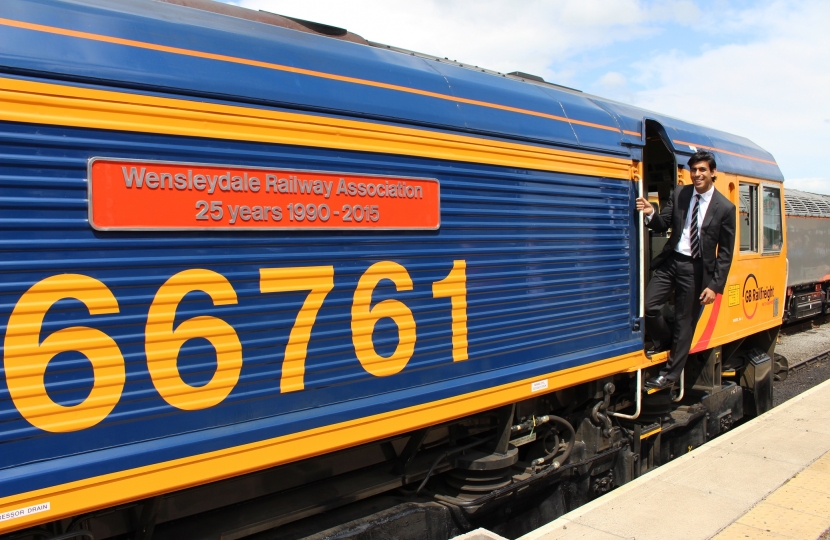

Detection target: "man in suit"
[636, 150, 736, 390]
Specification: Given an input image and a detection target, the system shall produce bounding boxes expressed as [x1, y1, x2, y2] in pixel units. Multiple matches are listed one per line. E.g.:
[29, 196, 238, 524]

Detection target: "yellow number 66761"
[3, 260, 467, 432]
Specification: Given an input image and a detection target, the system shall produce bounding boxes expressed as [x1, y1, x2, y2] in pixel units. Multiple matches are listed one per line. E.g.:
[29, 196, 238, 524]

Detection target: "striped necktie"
[690, 194, 701, 259]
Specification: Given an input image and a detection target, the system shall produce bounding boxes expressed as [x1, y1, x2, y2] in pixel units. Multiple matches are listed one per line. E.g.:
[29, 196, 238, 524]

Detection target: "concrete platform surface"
[455, 377, 830, 540]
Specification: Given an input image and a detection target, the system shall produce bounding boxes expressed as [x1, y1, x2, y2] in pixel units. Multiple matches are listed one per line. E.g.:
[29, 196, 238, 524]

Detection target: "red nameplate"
[88, 159, 440, 231]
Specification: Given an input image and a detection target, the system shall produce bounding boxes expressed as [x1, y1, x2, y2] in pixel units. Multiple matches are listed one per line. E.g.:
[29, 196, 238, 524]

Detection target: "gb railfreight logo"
[742, 274, 775, 320]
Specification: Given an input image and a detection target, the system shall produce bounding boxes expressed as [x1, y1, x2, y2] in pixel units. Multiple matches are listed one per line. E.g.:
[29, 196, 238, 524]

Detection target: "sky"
[219, 0, 829, 194]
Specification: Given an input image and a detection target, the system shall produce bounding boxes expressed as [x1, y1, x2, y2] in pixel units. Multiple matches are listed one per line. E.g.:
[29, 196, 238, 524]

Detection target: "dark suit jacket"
[647, 185, 736, 293]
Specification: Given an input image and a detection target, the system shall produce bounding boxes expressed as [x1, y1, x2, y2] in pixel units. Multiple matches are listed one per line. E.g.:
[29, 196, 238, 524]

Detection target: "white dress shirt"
[645, 185, 715, 256]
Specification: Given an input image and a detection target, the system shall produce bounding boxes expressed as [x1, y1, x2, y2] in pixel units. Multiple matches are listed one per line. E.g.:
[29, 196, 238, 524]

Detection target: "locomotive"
[0, 1, 787, 538]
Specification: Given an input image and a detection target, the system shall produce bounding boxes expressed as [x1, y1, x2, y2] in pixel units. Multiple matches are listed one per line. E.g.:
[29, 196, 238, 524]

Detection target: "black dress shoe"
[644, 375, 673, 391]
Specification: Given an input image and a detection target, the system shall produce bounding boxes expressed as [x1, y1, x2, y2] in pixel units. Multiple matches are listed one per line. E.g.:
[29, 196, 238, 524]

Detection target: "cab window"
[762, 186, 783, 252]
[739, 183, 758, 252]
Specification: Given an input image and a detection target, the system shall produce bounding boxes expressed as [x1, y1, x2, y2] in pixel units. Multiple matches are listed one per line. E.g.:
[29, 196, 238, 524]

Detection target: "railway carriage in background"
[781, 189, 830, 323]
[0, 1, 788, 538]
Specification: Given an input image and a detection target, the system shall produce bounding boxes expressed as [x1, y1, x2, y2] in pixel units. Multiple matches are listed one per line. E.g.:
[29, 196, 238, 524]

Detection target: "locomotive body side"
[0, 101, 642, 531]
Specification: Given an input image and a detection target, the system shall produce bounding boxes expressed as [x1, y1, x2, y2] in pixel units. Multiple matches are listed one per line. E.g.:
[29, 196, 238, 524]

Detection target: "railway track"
[780, 314, 830, 336]
[787, 347, 830, 372]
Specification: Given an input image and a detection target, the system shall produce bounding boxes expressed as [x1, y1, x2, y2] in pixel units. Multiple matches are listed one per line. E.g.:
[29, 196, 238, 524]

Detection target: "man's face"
[690, 160, 715, 193]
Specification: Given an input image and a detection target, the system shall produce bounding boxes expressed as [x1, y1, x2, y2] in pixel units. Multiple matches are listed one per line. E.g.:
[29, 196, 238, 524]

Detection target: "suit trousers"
[644, 252, 703, 382]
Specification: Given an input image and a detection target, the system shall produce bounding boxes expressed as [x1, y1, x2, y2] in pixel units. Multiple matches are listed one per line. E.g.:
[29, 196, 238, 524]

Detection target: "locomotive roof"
[784, 189, 830, 218]
[0, 0, 783, 182]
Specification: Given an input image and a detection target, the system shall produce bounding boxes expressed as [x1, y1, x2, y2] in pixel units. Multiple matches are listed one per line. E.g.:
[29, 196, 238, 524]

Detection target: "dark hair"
[687, 150, 717, 172]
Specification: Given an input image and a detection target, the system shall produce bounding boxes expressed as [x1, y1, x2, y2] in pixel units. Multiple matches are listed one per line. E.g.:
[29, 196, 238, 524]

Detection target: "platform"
[457, 377, 830, 540]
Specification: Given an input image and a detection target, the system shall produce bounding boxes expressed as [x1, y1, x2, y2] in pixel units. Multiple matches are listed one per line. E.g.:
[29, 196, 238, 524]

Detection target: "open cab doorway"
[640, 120, 680, 359]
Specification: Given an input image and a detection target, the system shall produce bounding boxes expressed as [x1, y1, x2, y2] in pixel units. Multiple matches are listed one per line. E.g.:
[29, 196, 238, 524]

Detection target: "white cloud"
[649, 1, 701, 24]
[597, 71, 627, 89]
[786, 178, 830, 195]
[615, 0, 830, 185]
